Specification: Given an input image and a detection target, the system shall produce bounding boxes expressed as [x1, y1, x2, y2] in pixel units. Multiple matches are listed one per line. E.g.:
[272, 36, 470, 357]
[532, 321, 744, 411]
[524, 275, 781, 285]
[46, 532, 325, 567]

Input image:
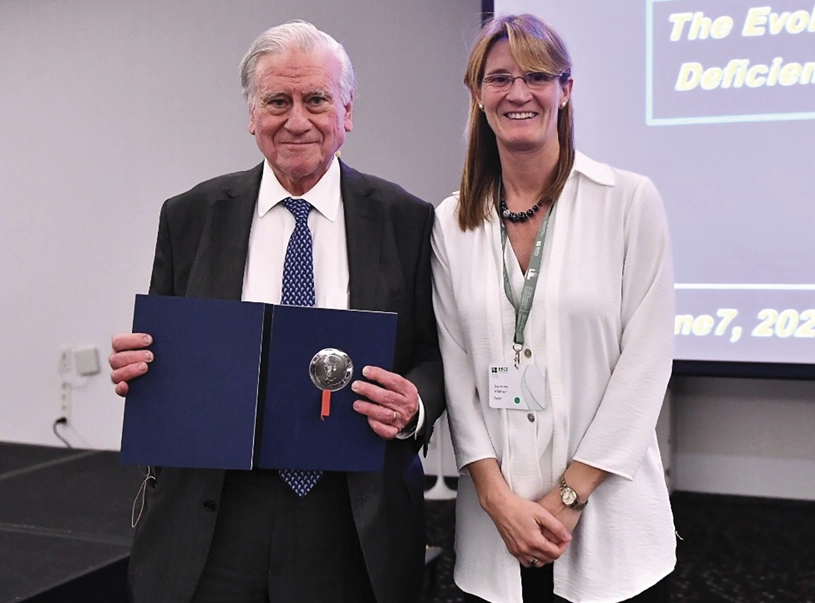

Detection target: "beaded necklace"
[499, 187, 545, 223]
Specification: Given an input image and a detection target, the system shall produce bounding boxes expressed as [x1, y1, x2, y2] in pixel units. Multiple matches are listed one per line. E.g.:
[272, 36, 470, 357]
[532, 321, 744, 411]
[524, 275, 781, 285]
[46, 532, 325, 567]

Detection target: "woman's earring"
[478, 102, 484, 111]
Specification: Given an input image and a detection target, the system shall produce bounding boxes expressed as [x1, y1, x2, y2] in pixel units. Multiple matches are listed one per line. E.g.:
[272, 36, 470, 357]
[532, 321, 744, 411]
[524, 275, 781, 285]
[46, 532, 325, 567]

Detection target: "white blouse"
[431, 152, 676, 603]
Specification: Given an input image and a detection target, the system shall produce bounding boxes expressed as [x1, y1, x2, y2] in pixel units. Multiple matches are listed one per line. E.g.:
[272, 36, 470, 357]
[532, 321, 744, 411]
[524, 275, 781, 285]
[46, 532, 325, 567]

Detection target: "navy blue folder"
[120, 295, 397, 472]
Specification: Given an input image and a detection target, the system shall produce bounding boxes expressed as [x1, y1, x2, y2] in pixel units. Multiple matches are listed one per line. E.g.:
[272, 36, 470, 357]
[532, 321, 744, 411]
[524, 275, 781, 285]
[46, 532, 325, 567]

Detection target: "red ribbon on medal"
[321, 389, 331, 420]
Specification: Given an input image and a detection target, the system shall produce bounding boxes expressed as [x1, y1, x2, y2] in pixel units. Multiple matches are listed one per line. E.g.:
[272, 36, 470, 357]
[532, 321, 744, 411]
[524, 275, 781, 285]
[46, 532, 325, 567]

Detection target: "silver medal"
[309, 348, 353, 391]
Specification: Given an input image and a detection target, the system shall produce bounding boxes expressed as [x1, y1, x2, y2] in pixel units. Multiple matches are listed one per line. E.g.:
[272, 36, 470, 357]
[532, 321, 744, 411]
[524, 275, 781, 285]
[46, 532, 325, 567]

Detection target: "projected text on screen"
[647, 0, 815, 125]
[674, 287, 815, 363]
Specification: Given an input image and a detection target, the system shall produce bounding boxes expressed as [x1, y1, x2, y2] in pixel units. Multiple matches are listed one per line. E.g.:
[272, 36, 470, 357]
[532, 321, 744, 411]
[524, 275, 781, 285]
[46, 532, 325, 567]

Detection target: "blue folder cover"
[120, 295, 396, 472]
[257, 305, 396, 472]
[121, 295, 266, 470]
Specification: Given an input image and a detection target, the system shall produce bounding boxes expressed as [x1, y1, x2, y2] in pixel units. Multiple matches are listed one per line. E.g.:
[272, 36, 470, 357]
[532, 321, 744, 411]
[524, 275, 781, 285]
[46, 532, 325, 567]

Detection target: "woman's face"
[477, 39, 571, 157]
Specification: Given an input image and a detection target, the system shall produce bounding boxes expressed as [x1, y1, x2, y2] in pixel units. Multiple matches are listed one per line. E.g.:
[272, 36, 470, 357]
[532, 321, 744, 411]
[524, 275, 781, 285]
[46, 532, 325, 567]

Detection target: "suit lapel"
[341, 162, 384, 311]
[193, 161, 384, 306]
[190, 164, 262, 300]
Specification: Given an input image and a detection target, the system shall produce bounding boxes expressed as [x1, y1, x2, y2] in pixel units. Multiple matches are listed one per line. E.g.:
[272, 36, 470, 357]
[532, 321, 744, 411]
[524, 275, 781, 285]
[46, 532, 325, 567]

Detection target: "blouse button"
[524, 349, 532, 358]
[527, 413, 535, 423]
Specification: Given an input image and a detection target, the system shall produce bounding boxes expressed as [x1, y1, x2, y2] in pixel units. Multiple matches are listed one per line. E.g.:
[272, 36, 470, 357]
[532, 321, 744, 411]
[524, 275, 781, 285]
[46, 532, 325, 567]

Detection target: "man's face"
[248, 48, 353, 196]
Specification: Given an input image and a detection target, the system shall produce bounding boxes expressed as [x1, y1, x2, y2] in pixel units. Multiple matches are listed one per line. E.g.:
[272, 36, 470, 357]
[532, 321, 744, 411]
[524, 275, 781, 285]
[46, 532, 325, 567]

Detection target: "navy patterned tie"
[278, 198, 322, 497]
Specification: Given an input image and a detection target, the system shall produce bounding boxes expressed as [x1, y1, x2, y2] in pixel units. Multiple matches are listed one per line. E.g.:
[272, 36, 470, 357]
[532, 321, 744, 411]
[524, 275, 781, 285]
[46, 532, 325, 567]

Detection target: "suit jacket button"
[203, 500, 217, 512]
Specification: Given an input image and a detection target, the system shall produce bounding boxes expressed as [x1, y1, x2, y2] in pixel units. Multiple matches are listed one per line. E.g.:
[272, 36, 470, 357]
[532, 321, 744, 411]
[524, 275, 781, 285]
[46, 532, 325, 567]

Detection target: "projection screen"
[491, 0, 815, 369]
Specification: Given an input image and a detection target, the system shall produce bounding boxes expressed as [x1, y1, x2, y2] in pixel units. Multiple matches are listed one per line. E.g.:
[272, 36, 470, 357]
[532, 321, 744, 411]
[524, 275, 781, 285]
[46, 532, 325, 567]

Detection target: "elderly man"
[109, 20, 444, 603]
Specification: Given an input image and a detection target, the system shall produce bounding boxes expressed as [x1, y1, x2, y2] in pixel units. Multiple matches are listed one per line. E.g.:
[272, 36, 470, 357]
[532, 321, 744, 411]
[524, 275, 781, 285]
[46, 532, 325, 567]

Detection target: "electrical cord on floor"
[52, 417, 72, 448]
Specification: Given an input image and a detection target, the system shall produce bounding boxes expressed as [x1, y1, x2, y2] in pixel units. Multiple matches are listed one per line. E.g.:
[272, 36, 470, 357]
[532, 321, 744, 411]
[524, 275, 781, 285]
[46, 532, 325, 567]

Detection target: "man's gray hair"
[239, 20, 356, 107]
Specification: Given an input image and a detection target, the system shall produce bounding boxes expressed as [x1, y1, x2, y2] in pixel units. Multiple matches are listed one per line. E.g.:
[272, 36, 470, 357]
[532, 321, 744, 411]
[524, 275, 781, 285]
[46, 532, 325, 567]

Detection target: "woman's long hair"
[457, 14, 575, 231]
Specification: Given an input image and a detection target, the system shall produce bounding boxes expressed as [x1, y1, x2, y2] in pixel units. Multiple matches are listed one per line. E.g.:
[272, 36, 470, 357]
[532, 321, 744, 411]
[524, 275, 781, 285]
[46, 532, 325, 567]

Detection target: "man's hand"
[109, 333, 154, 397]
[351, 366, 418, 440]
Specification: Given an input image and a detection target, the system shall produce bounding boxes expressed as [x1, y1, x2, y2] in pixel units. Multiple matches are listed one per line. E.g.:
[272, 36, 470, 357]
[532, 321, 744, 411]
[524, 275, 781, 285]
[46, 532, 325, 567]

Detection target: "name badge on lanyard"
[488, 364, 547, 410]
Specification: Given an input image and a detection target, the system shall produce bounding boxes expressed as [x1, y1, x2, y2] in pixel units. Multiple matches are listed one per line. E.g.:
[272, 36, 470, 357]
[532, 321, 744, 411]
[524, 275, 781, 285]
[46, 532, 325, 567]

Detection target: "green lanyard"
[499, 201, 554, 367]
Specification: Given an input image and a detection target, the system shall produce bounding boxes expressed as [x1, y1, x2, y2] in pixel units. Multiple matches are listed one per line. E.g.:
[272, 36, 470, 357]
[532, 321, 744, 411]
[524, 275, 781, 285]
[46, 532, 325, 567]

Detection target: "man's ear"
[344, 92, 354, 133]
[248, 103, 257, 136]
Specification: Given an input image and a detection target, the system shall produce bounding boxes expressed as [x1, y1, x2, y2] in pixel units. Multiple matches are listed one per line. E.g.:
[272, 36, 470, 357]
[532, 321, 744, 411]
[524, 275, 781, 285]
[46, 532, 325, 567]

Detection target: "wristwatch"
[559, 474, 588, 511]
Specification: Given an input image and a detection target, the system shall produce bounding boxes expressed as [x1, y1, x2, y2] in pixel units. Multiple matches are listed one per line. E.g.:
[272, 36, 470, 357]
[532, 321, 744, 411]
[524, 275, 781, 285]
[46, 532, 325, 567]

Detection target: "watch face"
[561, 487, 577, 506]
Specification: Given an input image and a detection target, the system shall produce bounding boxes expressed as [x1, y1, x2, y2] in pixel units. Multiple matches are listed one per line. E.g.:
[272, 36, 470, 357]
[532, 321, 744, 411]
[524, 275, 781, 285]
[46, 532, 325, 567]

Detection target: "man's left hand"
[351, 366, 418, 440]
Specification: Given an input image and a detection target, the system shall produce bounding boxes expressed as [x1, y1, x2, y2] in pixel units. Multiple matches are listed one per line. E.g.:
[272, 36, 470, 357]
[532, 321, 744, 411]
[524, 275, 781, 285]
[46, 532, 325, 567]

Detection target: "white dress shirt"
[243, 157, 349, 308]
[432, 152, 676, 603]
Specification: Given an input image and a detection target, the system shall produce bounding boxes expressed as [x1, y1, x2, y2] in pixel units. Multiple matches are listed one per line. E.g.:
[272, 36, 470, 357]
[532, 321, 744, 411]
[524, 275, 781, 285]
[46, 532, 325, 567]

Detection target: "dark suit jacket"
[127, 161, 445, 603]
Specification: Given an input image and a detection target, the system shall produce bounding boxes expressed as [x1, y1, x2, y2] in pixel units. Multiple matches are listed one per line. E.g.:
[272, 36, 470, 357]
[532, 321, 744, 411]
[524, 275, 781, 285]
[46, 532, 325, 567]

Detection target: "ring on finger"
[529, 557, 539, 567]
[393, 410, 397, 423]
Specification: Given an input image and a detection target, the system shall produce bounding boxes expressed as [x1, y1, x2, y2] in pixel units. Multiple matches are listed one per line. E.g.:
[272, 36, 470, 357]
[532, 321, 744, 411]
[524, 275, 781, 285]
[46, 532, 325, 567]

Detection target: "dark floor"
[421, 481, 815, 603]
[0, 443, 138, 603]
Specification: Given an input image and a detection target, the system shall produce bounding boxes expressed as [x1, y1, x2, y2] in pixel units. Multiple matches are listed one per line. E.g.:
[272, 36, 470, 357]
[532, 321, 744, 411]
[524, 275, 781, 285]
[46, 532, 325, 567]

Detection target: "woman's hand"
[535, 462, 609, 540]
[536, 488, 583, 541]
[466, 458, 571, 567]
[484, 488, 572, 566]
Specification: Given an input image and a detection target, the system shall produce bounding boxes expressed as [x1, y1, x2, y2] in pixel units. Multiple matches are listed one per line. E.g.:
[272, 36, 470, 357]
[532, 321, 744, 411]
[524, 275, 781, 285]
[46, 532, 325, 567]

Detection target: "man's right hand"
[109, 333, 154, 397]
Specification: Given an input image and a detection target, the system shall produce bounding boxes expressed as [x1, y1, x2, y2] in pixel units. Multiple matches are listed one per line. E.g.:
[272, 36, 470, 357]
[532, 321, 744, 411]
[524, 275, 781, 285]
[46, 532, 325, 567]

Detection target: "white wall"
[0, 0, 481, 449]
[672, 376, 815, 501]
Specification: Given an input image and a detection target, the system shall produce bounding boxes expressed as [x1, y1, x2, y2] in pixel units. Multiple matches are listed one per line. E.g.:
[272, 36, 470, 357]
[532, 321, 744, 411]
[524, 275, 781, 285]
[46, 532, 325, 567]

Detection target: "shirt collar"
[257, 155, 342, 221]
[571, 150, 616, 187]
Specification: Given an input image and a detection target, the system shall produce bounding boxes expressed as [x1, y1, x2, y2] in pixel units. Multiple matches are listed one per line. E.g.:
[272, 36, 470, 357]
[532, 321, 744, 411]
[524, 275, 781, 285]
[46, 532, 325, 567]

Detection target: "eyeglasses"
[481, 70, 570, 91]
